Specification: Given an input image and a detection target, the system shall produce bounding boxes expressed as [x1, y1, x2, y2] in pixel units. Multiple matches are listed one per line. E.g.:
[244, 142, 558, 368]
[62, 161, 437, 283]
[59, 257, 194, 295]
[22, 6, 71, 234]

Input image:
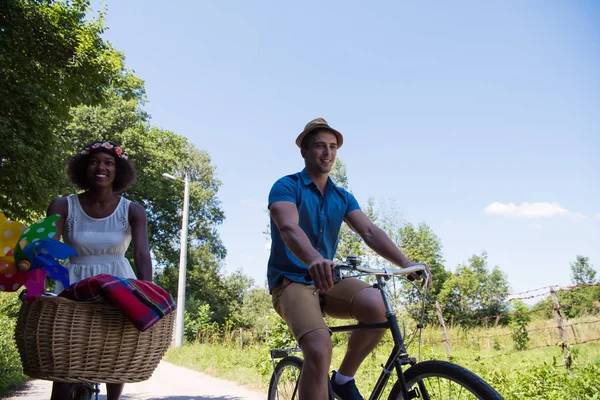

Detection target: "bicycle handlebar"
[334, 262, 427, 278]
[310, 258, 429, 295]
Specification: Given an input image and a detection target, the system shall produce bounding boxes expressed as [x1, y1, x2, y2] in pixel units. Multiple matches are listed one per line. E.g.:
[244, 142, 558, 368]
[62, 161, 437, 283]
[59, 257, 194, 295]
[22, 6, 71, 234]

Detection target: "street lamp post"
[162, 171, 190, 347]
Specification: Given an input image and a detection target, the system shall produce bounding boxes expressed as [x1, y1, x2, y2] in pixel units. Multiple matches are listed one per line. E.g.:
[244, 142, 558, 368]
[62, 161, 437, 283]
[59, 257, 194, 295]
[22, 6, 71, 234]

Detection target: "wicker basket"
[14, 295, 174, 383]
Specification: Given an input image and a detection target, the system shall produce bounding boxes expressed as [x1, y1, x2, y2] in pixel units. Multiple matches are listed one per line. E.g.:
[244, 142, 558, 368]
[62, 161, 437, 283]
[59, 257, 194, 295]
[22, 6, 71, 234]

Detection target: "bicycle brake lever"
[407, 270, 423, 282]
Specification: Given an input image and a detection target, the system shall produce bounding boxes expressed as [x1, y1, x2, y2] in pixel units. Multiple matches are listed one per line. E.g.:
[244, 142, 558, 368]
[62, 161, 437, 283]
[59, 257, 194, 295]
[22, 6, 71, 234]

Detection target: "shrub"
[0, 316, 27, 394]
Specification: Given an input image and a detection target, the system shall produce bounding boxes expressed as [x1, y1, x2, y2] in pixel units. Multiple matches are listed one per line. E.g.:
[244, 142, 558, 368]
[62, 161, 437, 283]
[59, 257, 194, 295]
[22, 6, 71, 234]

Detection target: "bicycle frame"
[328, 273, 416, 400]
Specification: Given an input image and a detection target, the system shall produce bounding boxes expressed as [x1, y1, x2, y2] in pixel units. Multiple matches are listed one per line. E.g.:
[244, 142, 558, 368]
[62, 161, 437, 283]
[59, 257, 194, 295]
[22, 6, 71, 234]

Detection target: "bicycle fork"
[371, 277, 419, 400]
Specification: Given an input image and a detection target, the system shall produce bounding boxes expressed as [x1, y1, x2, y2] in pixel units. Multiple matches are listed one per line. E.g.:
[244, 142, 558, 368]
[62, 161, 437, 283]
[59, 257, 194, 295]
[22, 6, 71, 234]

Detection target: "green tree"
[438, 252, 510, 326]
[157, 246, 235, 325]
[0, 0, 125, 222]
[62, 78, 226, 273]
[532, 256, 599, 319]
[396, 222, 449, 297]
[570, 255, 597, 285]
[331, 158, 367, 261]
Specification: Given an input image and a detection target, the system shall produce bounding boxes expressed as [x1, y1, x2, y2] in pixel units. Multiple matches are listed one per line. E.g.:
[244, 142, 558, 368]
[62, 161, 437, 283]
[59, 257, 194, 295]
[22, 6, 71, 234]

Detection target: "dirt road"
[2, 361, 266, 400]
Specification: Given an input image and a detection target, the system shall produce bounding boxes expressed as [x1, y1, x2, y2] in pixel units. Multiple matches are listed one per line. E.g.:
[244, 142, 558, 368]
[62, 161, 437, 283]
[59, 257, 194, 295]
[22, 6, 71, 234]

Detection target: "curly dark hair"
[67, 142, 136, 193]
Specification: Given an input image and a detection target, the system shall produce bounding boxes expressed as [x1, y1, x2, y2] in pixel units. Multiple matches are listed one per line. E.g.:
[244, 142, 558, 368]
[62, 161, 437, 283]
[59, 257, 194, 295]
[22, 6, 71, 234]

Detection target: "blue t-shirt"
[267, 169, 360, 292]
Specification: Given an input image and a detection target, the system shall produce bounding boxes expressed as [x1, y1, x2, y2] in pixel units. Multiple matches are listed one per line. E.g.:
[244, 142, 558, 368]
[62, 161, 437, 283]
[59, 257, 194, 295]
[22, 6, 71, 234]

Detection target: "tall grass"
[165, 315, 600, 399]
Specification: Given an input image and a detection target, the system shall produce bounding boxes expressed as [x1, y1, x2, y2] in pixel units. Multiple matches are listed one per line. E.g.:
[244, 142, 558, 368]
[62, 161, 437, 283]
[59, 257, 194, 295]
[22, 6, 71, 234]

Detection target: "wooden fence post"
[435, 301, 452, 358]
[239, 328, 243, 348]
[550, 286, 570, 366]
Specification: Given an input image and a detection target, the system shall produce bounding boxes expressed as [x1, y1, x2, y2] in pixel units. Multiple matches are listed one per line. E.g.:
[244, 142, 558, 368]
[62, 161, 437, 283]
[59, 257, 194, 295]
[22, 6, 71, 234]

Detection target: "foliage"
[264, 311, 296, 350]
[509, 300, 531, 350]
[64, 86, 226, 273]
[396, 222, 450, 297]
[438, 252, 510, 327]
[63, 73, 232, 318]
[571, 255, 597, 285]
[329, 158, 367, 262]
[0, 0, 228, 290]
[164, 338, 600, 399]
[485, 361, 600, 399]
[531, 257, 600, 319]
[0, 304, 27, 393]
[183, 301, 214, 342]
[329, 158, 349, 190]
[0, 0, 125, 222]
[236, 287, 273, 340]
[0, 292, 22, 319]
[532, 285, 600, 320]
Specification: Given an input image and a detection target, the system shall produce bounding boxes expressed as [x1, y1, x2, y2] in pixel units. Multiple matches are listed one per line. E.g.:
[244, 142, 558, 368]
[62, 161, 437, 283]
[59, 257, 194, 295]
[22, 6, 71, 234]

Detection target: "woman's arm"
[129, 202, 153, 281]
[46, 197, 69, 240]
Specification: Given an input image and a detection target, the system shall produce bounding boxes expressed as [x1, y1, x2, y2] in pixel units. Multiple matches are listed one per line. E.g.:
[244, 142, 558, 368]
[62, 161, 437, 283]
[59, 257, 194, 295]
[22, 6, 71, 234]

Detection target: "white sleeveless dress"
[54, 194, 137, 293]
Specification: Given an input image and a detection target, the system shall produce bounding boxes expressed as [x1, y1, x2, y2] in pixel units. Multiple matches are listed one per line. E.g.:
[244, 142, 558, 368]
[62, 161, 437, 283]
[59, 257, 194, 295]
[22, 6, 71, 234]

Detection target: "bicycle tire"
[69, 383, 93, 400]
[268, 356, 303, 400]
[388, 360, 504, 400]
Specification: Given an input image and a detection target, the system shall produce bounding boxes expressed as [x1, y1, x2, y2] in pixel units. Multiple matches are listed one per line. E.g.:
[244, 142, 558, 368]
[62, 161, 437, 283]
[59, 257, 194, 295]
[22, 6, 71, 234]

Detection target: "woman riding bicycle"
[46, 141, 153, 400]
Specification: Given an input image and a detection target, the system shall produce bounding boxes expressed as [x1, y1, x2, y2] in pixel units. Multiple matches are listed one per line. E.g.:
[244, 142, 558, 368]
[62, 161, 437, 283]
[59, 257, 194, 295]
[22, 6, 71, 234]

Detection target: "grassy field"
[165, 320, 600, 399]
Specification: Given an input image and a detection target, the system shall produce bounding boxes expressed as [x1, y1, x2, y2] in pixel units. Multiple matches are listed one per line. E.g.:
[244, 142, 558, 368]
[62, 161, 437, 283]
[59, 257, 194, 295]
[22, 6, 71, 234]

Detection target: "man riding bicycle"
[267, 118, 432, 400]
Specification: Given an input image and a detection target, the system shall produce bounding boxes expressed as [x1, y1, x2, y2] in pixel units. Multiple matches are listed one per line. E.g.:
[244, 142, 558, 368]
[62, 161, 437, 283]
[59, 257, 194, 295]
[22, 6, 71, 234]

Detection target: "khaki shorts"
[272, 277, 371, 341]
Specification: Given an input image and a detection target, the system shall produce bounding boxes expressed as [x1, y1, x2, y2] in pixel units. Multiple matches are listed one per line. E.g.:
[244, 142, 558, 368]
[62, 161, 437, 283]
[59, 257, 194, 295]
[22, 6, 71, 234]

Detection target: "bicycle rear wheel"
[388, 360, 504, 400]
[268, 356, 303, 400]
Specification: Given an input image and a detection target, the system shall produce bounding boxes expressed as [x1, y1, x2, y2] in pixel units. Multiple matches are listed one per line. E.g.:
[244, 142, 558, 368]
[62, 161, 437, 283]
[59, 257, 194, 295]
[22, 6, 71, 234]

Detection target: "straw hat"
[295, 118, 343, 148]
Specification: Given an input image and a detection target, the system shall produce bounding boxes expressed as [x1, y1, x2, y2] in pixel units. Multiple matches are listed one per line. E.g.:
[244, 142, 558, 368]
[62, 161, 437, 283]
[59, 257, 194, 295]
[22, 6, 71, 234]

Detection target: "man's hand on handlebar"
[405, 262, 432, 289]
[308, 258, 336, 292]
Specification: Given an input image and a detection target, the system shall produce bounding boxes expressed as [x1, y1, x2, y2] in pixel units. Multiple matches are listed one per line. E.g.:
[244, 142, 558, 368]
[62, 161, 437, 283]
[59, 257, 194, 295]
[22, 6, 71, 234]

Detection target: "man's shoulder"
[272, 172, 302, 187]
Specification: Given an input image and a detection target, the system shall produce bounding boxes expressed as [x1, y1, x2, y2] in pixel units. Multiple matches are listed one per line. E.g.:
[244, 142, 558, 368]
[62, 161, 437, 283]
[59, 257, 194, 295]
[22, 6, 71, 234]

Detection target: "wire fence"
[426, 283, 600, 363]
[183, 282, 600, 366]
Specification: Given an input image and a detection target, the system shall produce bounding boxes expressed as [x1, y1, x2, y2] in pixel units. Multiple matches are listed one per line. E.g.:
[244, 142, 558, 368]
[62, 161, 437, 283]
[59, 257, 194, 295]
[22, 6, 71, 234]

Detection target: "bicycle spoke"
[416, 376, 485, 399]
[271, 357, 302, 400]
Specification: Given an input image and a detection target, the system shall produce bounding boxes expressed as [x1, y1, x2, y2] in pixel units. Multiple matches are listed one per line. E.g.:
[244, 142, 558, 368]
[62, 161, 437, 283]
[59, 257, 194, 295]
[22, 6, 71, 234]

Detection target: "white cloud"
[264, 241, 271, 251]
[484, 201, 585, 220]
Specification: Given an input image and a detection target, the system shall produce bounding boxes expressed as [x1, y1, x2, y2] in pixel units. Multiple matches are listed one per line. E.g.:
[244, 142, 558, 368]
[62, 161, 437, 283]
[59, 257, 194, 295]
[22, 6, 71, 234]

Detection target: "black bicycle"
[267, 257, 504, 400]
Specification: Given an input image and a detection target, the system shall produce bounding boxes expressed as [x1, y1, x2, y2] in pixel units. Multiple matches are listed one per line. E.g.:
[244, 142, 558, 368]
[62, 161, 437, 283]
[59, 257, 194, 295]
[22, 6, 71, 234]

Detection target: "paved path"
[1, 361, 266, 400]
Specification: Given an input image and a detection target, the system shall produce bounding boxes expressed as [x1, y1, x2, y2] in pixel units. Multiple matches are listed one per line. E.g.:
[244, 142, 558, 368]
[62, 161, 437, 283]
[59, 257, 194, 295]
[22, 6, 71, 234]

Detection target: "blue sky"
[92, 0, 599, 295]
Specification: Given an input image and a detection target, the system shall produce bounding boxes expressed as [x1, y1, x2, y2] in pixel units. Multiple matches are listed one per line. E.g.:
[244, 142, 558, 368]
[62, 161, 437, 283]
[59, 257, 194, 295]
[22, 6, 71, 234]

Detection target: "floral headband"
[80, 142, 128, 160]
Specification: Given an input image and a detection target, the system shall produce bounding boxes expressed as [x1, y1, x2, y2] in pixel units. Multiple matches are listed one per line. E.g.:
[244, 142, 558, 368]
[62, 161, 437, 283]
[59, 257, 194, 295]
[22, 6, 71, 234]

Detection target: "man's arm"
[345, 209, 432, 287]
[269, 201, 335, 291]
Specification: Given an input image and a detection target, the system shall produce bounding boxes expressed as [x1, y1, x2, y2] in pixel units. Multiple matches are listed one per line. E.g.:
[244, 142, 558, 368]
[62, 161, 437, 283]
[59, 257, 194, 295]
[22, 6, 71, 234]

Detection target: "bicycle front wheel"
[267, 356, 303, 400]
[388, 360, 504, 400]
[69, 383, 93, 400]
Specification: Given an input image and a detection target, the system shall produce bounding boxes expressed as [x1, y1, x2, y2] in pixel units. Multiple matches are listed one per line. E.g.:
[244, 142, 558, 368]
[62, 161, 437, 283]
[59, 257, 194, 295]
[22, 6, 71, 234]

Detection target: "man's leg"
[298, 328, 332, 400]
[326, 285, 387, 377]
[272, 279, 331, 400]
